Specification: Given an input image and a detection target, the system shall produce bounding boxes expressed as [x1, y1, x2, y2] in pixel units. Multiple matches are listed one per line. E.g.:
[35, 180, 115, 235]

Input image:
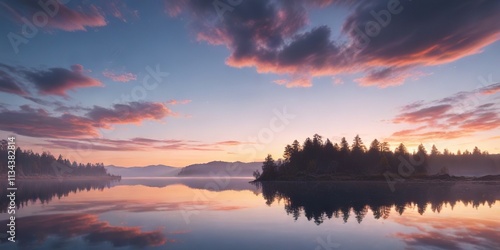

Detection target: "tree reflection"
[0, 179, 118, 212]
[256, 182, 500, 225]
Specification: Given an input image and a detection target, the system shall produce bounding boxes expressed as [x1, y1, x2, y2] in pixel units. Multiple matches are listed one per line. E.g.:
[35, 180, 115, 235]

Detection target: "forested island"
[253, 134, 500, 182]
[0, 141, 120, 180]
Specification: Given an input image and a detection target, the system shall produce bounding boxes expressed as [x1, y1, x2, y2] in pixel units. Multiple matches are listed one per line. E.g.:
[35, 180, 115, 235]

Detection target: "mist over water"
[1, 178, 499, 249]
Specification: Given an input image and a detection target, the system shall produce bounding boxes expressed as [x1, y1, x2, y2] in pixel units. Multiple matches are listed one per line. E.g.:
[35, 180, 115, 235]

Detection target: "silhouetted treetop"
[253, 134, 498, 181]
[0, 142, 116, 178]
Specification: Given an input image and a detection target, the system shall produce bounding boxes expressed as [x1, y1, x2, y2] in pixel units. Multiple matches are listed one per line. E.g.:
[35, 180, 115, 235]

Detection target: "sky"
[0, 0, 499, 167]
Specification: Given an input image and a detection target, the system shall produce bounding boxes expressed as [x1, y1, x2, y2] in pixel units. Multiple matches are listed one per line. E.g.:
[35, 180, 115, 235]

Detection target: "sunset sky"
[0, 0, 499, 167]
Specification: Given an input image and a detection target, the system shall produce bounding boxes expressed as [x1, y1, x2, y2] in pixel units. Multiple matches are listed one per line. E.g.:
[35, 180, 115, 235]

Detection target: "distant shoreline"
[251, 174, 500, 183]
[0, 175, 121, 181]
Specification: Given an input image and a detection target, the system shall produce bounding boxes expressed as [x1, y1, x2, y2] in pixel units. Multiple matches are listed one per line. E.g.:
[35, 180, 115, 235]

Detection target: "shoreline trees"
[254, 134, 496, 181]
[0, 141, 114, 177]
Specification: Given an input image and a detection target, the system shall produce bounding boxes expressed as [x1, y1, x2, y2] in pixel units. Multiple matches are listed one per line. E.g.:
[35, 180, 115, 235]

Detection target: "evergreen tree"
[431, 145, 440, 156]
[260, 154, 278, 180]
[395, 143, 409, 155]
[369, 139, 381, 154]
[417, 144, 427, 156]
[473, 146, 481, 156]
[415, 144, 429, 175]
[351, 135, 367, 154]
[340, 137, 350, 154]
[380, 142, 391, 153]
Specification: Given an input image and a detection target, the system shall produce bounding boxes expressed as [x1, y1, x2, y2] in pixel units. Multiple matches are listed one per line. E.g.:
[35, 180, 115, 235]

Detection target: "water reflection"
[0, 213, 170, 248]
[0, 178, 259, 212]
[0, 179, 118, 212]
[1, 179, 499, 249]
[393, 214, 500, 249]
[256, 181, 500, 224]
[115, 177, 258, 193]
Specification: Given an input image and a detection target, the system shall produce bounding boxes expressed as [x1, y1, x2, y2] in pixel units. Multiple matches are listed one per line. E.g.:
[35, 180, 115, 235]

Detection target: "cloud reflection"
[0, 213, 173, 248]
[393, 216, 500, 249]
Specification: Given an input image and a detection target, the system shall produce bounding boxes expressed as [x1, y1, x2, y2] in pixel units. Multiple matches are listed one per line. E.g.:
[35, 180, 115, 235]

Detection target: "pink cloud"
[22, 64, 102, 97]
[389, 83, 500, 143]
[2, 1, 107, 31]
[393, 105, 453, 124]
[7, 213, 168, 247]
[102, 70, 137, 82]
[332, 77, 344, 85]
[38, 137, 250, 152]
[273, 77, 312, 88]
[481, 83, 500, 95]
[393, 215, 500, 249]
[355, 67, 427, 87]
[87, 102, 173, 127]
[0, 102, 175, 138]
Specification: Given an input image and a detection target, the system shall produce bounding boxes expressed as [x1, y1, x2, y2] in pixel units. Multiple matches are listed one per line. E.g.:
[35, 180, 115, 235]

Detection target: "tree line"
[254, 134, 495, 181]
[0, 141, 113, 177]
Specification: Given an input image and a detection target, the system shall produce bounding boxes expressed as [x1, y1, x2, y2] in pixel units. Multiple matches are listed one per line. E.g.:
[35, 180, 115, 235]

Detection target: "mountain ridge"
[105, 161, 261, 177]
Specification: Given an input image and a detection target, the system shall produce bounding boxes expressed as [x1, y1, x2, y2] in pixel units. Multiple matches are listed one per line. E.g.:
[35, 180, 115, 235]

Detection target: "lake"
[1, 178, 500, 250]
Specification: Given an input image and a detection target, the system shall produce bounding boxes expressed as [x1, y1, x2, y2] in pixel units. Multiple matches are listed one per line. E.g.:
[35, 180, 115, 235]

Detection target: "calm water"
[1, 178, 500, 250]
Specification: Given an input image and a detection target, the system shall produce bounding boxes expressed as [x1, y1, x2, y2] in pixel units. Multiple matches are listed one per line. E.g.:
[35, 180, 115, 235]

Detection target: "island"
[252, 134, 500, 182]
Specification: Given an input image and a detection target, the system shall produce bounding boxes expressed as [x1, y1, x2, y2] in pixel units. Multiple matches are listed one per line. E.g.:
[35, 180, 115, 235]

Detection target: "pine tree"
[473, 146, 481, 155]
[352, 135, 367, 153]
[431, 145, 440, 156]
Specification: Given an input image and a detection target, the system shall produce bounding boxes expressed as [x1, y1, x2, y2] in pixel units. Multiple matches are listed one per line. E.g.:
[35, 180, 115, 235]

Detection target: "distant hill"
[177, 161, 261, 177]
[105, 165, 181, 177]
[105, 161, 263, 177]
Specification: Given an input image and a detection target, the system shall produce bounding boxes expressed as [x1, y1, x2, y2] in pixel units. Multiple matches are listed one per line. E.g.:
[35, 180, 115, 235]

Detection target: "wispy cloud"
[102, 70, 137, 82]
[389, 82, 500, 142]
[1, 1, 107, 31]
[87, 102, 172, 127]
[0, 67, 28, 95]
[354, 67, 427, 87]
[165, 99, 191, 105]
[37, 137, 251, 152]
